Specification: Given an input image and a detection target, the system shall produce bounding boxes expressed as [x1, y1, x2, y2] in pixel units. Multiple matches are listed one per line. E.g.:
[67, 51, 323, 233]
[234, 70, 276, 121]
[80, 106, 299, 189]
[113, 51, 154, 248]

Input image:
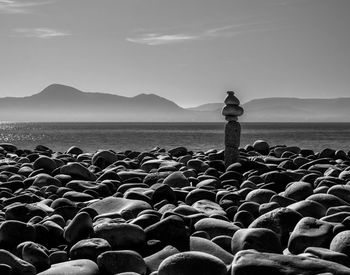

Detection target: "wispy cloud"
[12, 28, 71, 39]
[127, 21, 284, 46]
[126, 33, 198, 46]
[0, 0, 53, 14]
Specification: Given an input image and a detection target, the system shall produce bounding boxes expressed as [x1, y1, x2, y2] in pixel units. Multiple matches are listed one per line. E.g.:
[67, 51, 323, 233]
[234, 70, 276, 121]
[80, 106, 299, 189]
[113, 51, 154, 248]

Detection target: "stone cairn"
[222, 91, 244, 167]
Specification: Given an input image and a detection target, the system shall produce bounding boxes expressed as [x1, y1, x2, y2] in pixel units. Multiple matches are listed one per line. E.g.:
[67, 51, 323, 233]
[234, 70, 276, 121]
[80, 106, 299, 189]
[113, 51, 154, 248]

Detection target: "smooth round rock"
[231, 228, 282, 255]
[94, 223, 146, 251]
[0, 220, 36, 248]
[194, 218, 239, 238]
[158, 251, 227, 275]
[64, 211, 93, 243]
[163, 171, 190, 188]
[249, 207, 302, 245]
[330, 230, 350, 257]
[22, 242, 50, 272]
[144, 245, 180, 273]
[0, 249, 36, 275]
[190, 236, 234, 265]
[97, 250, 146, 275]
[70, 238, 111, 261]
[284, 181, 313, 201]
[288, 217, 333, 254]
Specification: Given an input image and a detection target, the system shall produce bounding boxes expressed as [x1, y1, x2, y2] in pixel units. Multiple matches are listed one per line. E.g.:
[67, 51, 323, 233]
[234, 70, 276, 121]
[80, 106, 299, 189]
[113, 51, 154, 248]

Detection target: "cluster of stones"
[0, 141, 350, 274]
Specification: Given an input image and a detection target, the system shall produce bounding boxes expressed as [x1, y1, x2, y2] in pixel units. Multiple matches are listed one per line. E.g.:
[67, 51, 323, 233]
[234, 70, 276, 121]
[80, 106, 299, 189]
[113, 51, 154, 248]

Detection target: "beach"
[0, 141, 350, 274]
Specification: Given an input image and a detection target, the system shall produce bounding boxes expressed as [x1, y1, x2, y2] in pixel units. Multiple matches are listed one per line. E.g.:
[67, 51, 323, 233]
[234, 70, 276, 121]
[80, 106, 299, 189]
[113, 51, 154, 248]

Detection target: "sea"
[0, 122, 350, 153]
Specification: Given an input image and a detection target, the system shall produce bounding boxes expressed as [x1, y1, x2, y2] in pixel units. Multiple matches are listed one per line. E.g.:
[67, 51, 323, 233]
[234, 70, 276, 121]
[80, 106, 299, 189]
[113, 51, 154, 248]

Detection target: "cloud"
[0, 0, 53, 14]
[12, 28, 71, 39]
[127, 21, 283, 46]
[126, 33, 198, 46]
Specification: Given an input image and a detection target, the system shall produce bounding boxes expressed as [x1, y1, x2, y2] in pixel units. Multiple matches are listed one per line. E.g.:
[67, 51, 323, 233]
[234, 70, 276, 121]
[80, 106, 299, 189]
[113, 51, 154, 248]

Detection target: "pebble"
[0, 141, 350, 274]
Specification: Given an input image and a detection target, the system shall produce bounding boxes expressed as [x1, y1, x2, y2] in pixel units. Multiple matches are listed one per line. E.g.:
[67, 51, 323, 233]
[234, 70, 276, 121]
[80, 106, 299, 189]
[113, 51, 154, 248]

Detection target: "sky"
[0, 0, 349, 107]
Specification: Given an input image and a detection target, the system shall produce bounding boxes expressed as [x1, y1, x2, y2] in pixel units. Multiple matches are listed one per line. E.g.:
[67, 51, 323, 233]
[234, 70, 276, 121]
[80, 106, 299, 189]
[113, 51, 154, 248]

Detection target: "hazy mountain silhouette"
[189, 98, 350, 122]
[0, 84, 349, 122]
[0, 84, 219, 122]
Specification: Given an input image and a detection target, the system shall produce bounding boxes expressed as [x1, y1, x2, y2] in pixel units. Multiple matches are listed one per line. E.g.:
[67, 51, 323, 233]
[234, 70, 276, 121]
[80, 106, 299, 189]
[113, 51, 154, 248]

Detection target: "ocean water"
[0, 122, 350, 153]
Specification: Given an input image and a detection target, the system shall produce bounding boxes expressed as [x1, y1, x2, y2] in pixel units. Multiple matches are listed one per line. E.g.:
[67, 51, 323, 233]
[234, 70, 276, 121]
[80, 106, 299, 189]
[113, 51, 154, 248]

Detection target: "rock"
[0, 220, 36, 248]
[82, 196, 151, 219]
[305, 247, 350, 267]
[145, 215, 189, 251]
[94, 223, 146, 251]
[22, 241, 50, 272]
[70, 238, 111, 261]
[192, 200, 226, 216]
[66, 146, 83, 155]
[92, 150, 118, 168]
[284, 181, 313, 201]
[169, 146, 188, 157]
[97, 250, 146, 275]
[249, 207, 302, 245]
[190, 236, 234, 265]
[60, 163, 96, 181]
[163, 171, 190, 188]
[158, 251, 227, 275]
[287, 200, 326, 219]
[5, 203, 49, 222]
[0, 264, 11, 275]
[0, 143, 17, 152]
[37, 259, 99, 275]
[144, 245, 180, 273]
[330, 230, 350, 257]
[32, 173, 62, 188]
[64, 211, 93, 243]
[245, 189, 276, 204]
[252, 140, 270, 155]
[33, 156, 57, 172]
[49, 251, 68, 265]
[288, 217, 333, 254]
[231, 228, 282, 255]
[194, 218, 240, 238]
[307, 194, 349, 209]
[231, 249, 350, 275]
[185, 189, 216, 205]
[0, 249, 36, 275]
[328, 185, 350, 204]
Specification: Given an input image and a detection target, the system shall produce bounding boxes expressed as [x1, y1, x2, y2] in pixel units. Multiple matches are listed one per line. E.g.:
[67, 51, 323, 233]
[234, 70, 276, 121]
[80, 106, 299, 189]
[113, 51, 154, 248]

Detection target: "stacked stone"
[222, 91, 244, 167]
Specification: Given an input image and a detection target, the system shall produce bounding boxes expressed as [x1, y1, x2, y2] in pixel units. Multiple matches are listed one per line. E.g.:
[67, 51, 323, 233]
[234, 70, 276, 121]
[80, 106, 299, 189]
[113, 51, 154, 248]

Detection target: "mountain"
[0, 84, 349, 122]
[241, 97, 350, 122]
[0, 84, 219, 122]
[187, 103, 223, 112]
[189, 97, 350, 122]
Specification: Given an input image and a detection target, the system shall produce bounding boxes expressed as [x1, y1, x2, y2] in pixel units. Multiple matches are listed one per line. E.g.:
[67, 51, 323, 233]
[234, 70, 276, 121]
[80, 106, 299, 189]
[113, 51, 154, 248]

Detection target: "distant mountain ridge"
[0, 84, 349, 122]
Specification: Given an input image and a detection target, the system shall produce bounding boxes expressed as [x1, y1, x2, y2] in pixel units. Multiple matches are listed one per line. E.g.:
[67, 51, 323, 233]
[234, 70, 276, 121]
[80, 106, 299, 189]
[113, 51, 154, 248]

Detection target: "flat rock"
[82, 196, 152, 219]
[37, 259, 99, 275]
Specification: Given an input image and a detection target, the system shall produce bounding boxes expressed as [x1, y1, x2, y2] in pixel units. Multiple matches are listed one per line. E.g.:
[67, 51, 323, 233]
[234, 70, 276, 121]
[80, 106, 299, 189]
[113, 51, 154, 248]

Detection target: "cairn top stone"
[222, 91, 244, 121]
[224, 91, 240, 105]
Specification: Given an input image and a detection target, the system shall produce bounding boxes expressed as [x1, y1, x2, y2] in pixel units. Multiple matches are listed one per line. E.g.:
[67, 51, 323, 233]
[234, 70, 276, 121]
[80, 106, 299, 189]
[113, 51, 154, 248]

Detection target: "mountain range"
[0, 84, 349, 122]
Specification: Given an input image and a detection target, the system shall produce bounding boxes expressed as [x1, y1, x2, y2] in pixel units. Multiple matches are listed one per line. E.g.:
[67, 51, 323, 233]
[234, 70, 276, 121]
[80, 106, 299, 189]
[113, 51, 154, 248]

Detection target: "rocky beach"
[0, 141, 350, 275]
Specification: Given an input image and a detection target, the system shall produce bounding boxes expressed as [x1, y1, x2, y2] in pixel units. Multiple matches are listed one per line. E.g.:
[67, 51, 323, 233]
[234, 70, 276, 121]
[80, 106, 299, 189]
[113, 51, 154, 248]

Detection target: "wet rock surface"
[0, 141, 350, 274]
